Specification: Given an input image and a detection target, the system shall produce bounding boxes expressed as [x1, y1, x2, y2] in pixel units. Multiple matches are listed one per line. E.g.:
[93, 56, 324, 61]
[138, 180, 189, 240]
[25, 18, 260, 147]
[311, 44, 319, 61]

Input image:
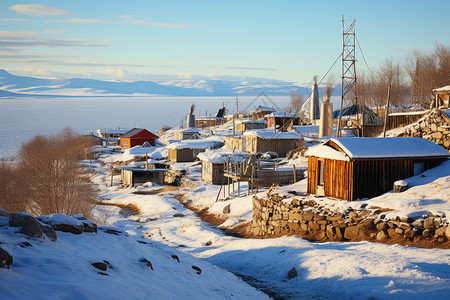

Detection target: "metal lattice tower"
[337, 17, 360, 137]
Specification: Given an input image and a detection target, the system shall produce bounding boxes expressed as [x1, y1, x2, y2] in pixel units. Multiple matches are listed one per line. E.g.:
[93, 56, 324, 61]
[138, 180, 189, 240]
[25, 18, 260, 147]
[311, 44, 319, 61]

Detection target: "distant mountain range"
[0, 69, 341, 98]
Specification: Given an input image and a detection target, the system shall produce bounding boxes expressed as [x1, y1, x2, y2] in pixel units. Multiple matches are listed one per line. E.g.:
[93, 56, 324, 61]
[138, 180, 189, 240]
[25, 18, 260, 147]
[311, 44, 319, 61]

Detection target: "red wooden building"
[120, 128, 158, 148]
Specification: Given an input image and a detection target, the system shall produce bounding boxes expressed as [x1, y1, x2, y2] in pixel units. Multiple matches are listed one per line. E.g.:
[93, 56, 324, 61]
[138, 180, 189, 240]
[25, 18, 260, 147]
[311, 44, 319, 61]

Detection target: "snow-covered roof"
[97, 129, 131, 134]
[116, 166, 166, 172]
[433, 85, 450, 92]
[238, 120, 267, 124]
[305, 144, 350, 161]
[197, 148, 248, 163]
[167, 139, 224, 150]
[180, 128, 202, 133]
[307, 137, 449, 160]
[243, 130, 301, 140]
[265, 111, 298, 118]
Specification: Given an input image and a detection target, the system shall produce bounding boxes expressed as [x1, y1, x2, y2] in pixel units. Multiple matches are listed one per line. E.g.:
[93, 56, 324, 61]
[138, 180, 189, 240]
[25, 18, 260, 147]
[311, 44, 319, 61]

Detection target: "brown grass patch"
[96, 201, 142, 215]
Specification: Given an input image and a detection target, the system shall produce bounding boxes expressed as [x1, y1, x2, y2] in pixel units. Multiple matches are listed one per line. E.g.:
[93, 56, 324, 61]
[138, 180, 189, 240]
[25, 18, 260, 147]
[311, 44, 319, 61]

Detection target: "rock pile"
[251, 188, 450, 247]
[400, 109, 450, 151]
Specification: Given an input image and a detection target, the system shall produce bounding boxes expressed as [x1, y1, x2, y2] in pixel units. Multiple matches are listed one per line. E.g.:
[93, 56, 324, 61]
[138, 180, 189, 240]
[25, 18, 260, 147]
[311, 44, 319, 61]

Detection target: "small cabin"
[432, 85, 450, 109]
[198, 149, 247, 184]
[120, 128, 158, 148]
[243, 130, 303, 157]
[266, 112, 300, 130]
[234, 120, 267, 133]
[224, 136, 245, 151]
[167, 140, 224, 163]
[118, 166, 166, 186]
[173, 128, 202, 140]
[305, 137, 449, 201]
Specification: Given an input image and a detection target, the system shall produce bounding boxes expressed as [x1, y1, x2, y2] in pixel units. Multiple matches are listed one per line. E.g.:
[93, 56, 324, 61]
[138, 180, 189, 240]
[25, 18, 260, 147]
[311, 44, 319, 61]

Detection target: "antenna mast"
[337, 16, 360, 137]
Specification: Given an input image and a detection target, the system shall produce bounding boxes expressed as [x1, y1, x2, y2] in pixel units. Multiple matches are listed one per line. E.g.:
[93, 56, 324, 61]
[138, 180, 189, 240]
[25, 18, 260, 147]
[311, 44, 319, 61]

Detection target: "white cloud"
[47, 18, 108, 24]
[45, 29, 67, 34]
[119, 15, 186, 29]
[0, 31, 109, 48]
[0, 18, 30, 22]
[9, 4, 69, 16]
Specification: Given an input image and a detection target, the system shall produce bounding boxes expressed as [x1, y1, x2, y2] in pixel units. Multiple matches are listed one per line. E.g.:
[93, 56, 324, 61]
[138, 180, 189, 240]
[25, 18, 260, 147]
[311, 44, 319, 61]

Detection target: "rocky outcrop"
[399, 109, 450, 152]
[9, 212, 56, 241]
[250, 188, 449, 247]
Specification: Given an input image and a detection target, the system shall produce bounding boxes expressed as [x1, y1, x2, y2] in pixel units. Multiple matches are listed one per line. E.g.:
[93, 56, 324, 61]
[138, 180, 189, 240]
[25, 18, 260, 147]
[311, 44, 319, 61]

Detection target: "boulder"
[376, 231, 388, 241]
[91, 262, 108, 271]
[9, 213, 43, 239]
[42, 225, 57, 242]
[39, 214, 85, 234]
[435, 227, 446, 237]
[422, 229, 433, 238]
[423, 218, 436, 229]
[344, 226, 359, 240]
[222, 204, 231, 214]
[446, 226, 450, 239]
[0, 247, 13, 269]
[288, 267, 298, 279]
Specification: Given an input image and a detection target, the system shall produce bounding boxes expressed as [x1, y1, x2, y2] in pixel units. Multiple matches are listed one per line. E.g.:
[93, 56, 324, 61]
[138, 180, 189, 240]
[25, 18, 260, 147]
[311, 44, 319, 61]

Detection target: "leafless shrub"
[0, 162, 28, 212]
[0, 127, 97, 217]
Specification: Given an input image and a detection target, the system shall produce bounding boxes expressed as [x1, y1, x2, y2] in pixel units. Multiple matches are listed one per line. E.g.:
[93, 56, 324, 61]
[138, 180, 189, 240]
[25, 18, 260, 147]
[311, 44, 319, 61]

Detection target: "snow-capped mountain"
[0, 69, 340, 97]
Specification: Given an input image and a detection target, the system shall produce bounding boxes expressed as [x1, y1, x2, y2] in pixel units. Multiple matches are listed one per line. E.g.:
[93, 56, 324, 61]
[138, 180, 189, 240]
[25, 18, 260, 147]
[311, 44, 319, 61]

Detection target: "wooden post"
[110, 164, 114, 187]
[232, 180, 235, 198]
[238, 181, 240, 197]
[293, 164, 297, 182]
[383, 84, 391, 137]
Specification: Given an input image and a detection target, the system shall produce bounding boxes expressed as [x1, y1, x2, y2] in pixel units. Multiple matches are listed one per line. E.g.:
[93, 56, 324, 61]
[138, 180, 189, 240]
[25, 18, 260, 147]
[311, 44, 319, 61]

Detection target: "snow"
[38, 213, 84, 227]
[237, 120, 267, 124]
[433, 85, 450, 92]
[197, 148, 248, 164]
[243, 129, 301, 140]
[0, 215, 266, 299]
[166, 138, 224, 150]
[305, 143, 350, 161]
[111, 145, 168, 162]
[331, 137, 449, 159]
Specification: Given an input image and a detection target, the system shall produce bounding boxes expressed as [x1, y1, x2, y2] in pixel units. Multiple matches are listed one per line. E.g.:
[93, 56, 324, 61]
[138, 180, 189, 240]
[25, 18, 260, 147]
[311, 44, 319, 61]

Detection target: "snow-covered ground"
[84, 150, 450, 299]
[2, 121, 450, 299]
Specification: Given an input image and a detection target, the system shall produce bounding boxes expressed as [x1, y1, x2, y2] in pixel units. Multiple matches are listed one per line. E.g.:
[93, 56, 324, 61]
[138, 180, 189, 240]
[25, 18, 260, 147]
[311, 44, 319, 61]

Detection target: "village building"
[224, 135, 245, 151]
[173, 128, 202, 140]
[234, 120, 267, 132]
[167, 139, 224, 163]
[198, 148, 247, 184]
[118, 166, 166, 186]
[250, 105, 276, 119]
[120, 128, 158, 148]
[266, 112, 300, 131]
[432, 85, 450, 109]
[96, 128, 131, 146]
[243, 130, 303, 157]
[305, 137, 449, 201]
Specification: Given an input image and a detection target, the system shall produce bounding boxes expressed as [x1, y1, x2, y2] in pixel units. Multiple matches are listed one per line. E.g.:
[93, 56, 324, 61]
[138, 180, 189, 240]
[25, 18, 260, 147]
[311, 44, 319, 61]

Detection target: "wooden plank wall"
[387, 112, 428, 130]
[308, 156, 446, 201]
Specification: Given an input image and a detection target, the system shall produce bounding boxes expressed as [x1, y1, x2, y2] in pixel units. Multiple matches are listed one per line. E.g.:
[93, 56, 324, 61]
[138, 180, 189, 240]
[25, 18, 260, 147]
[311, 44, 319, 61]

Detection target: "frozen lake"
[0, 95, 291, 159]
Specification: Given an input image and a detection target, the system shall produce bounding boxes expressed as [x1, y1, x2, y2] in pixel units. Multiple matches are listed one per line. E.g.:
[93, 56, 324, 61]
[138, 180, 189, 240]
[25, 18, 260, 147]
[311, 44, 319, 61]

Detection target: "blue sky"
[1, 0, 449, 83]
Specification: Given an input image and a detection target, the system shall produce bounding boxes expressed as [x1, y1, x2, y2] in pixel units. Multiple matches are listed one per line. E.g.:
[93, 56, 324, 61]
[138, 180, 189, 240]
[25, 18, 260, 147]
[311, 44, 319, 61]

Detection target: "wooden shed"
[243, 130, 303, 157]
[432, 85, 450, 109]
[234, 120, 267, 132]
[173, 128, 202, 140]
[118, 166, 166, 186]
[266, 112, 300, 130]
[198, 149, 247, 184]
[167, 139, 224, 163]
[224, 136, 245, 151]
[306, 137, 449, 201]
[120, 128, 158, 148]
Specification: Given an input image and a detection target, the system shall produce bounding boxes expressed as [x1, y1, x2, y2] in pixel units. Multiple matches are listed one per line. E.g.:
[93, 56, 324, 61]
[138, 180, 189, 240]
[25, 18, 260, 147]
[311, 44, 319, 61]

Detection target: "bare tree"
[17, 129, 96, 217]
[287, 93, 305, 113]
[0, 162, 28, 212]
[405, 43, 450, 107]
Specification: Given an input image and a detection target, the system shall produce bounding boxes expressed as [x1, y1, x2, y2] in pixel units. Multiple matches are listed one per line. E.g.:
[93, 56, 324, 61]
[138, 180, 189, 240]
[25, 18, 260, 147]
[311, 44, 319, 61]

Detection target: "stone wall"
[399, 109, 450, 152]
[251, 188, 450, 246]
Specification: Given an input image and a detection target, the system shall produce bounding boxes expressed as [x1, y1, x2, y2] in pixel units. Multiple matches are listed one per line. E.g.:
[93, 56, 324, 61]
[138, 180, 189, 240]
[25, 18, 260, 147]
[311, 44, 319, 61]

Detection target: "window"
[318, 160, 324, 186]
